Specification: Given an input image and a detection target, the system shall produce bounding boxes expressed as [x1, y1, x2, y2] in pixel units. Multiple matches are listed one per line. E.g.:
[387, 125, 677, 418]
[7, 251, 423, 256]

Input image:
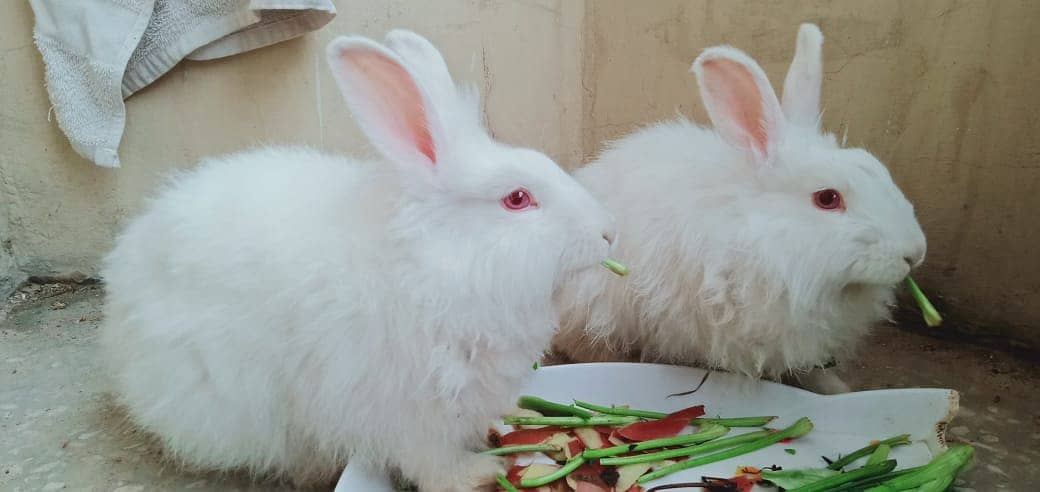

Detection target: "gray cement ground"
[1, 283, 1037, 491]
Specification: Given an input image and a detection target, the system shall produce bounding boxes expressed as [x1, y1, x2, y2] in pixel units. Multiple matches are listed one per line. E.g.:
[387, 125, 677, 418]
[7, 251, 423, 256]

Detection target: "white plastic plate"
[336, 362, 958, 491]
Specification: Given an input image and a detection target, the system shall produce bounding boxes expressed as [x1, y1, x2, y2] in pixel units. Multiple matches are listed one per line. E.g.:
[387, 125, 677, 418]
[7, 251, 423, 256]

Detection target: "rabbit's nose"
[904, 247, 926, 269]
[599, 215, 617, 247]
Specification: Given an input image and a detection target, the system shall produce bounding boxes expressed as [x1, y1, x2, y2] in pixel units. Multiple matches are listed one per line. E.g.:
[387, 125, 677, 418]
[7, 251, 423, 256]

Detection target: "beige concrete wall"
[0, 213, 18, 294]
[582, 0, 1040, 347]
[0, 0, 585, 282]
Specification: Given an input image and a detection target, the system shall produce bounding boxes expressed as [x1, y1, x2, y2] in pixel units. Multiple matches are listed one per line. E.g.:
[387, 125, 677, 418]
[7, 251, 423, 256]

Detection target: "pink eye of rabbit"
[502, 188, 537, 211]
[813, 188, 845, 211]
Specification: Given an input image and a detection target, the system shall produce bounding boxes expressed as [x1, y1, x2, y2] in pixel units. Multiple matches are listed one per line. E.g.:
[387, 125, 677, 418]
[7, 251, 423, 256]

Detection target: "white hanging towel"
[30, 0, 337, 167]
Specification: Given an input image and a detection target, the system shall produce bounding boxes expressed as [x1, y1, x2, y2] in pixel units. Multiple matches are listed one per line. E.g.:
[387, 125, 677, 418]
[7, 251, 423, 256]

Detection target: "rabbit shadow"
[93, 393, 339, 491]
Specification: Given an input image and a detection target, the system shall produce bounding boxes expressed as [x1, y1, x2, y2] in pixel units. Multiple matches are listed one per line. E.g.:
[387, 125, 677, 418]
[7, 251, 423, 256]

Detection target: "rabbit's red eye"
[813, 188, 845, 211]
[502, 188, 536, 211]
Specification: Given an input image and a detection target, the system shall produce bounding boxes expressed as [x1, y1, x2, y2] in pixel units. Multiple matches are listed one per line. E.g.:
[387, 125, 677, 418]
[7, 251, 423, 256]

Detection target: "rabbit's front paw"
[414, 454, 504, 492]
[791, 368, 851, 394]
[461, 454, 506, 492]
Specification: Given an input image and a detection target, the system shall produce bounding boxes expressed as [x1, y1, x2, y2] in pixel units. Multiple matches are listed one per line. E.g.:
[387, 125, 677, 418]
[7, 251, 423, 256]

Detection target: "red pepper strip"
[614, 404, 705, 441]
[665, 404, 706, 421]
[576, 482, 611, 492]
[499, 428, 561, 446]
[506, 464, 526, 484]
[569, 461, 612, 487]
[566, 438, 585, 458]
[734, 475, 757, 492]
[617, 416, 689, 441]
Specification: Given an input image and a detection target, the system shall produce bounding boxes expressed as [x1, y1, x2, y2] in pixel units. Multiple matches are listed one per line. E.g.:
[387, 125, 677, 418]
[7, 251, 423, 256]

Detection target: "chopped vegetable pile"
[486, 396, 973, 492]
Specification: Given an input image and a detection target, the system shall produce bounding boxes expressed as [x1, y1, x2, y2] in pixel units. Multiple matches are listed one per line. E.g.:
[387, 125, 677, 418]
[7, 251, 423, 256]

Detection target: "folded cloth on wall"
[30, 0, 336, 167]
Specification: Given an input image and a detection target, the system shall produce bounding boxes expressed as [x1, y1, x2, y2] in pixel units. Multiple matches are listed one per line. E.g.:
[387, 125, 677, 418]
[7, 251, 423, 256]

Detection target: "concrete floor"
[1, 284, 1037, 491]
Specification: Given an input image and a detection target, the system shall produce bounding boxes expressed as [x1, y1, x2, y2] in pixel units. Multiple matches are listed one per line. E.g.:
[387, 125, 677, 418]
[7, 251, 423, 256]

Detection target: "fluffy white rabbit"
[553, 24, 926, 394]
[100, 30, 616, 490]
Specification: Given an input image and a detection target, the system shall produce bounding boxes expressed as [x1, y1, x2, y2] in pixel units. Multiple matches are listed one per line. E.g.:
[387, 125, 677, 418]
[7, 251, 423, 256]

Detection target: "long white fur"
[554, 24, 926, 394]
[100, 30, 616, 491]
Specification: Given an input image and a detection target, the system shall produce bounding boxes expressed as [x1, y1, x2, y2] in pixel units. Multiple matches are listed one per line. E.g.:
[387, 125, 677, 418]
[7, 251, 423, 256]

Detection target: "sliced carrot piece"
[614, 462, 652, 492]
[573, 427, 606, 449]
[607, 430, 628, 446]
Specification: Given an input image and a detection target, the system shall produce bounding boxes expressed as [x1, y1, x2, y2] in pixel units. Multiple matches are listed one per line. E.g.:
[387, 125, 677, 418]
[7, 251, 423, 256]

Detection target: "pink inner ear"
[342, 50, 437, 164]
[702, 58, 769, 154]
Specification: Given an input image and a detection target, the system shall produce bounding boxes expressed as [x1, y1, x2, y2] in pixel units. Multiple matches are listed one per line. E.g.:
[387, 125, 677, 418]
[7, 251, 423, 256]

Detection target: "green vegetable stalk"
[906, 276, 942, 327]
[865, 444, 974, 492]
[599, 428, 767, 465]
[482, 443, 561, 456]
[866, 443, 891, 466]
[496, 474, 520, 492]
[502, 415, 639, 427]
[573, 400, 775, 427]
[638, 418, 814, 483]
[573, 400, 666, 418]
[832, 465, 923, 488]
[760, 468, 839, 489]
[569, 397, 665, 416]
[519, 456, 586, 488]
[691, 416, 776, 427]
[768, 465, 927, 492]
[827, 434, 910, 470]
[917, 474, 957, 492]
[518, 395, 594, 419]
[583, 423, 729, 460]
[786, 460, 897, 492]
[828, 466, 924, 492]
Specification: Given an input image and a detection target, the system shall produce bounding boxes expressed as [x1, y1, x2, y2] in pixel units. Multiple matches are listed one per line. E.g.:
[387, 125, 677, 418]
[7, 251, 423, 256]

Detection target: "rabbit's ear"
[326, 36, 438, 167]
[781, 24, 824, 129]
[383, 30, 457, 111]
[693, 46, 785, 160]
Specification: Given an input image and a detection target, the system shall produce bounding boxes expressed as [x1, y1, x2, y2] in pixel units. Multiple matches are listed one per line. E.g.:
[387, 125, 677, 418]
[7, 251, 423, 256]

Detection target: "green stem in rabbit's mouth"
[905, 276, 942, 327]
[602, 258, 628, 276]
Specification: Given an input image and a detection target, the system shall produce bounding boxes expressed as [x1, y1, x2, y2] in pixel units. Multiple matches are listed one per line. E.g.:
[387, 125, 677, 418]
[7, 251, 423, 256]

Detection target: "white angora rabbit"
[554, 24, 926, 394]
[100, 30, 617, 490]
